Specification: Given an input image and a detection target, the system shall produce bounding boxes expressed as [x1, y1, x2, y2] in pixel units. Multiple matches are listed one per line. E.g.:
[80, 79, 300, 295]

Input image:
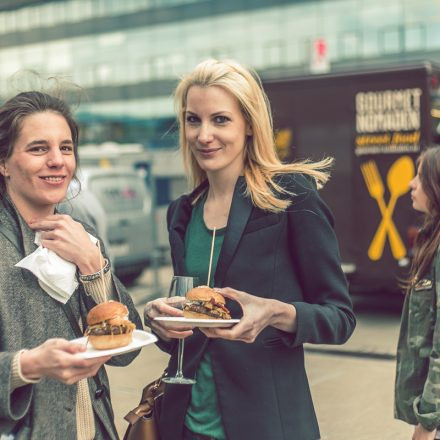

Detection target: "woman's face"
[409, 163, 429, 213]
[185, 85, 251, 180]
[0, 111, 75, 216]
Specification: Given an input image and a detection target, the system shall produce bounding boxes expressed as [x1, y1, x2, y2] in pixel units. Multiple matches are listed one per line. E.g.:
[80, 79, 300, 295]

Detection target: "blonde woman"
[144, 59, 356, 440]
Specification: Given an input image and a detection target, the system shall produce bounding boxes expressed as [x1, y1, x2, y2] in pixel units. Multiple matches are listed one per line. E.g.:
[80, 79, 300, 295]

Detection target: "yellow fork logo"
[360, 156, 415, 261]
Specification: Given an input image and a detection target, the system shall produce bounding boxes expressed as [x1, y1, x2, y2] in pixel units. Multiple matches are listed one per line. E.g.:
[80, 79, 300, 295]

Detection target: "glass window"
[91, 0, 108, 17]
[1, 47, 21, 77]
[325, 35, 337, 62]
[264, 42, 282, 68]
[381, 27, 402, 53]
[361, 30, 380, 57]
[14, 8, 28, 31]
[4, 10, 17, 33]
[339, 32, 359, 59]
[140, 59, 153, 81]
[68, 0, 92, 21]
[47, 40, 72, 71]
[0, 12, 7, 34]
[96, 63, 112, 84]
[405, 24, 425, 52]
[52, 2, 67, 24]
[39, 4, 57, 28]
[74, 65, 95, 87]
[426, 23, 440, 50]
[27, 5, 41, 28]
[21, 44, 45, 70]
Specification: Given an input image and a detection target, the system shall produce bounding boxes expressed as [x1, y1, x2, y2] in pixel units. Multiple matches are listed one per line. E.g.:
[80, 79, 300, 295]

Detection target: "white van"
[64, 167, 153, 283]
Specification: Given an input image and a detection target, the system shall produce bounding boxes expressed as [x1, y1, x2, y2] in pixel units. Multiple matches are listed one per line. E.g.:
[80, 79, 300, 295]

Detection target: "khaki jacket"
[395, 249, 440, 431]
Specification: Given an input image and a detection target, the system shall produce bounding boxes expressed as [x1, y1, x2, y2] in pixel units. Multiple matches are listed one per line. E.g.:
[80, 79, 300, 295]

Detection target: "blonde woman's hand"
[20, 338, 111, 385]
[144, 297, 193, 341]
[412, 424, 437, 440]
[29, 214, 103, 275]
[200, 287, 297, 343]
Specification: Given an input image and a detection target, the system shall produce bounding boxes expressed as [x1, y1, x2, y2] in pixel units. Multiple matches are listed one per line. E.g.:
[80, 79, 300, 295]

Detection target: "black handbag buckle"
[95, 387, 105, 399]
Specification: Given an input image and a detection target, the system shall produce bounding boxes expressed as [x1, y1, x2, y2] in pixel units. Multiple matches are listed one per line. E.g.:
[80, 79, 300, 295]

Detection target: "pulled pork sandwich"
[183, 286, 231, 320]
[85, 300, 136, 350]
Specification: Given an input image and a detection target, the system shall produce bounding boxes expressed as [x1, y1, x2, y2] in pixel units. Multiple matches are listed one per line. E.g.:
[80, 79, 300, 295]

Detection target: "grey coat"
[0, 197, 142, 439]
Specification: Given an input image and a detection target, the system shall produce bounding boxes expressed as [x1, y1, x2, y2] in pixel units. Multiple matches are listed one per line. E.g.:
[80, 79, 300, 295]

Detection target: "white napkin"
[15, 232, 98, 304]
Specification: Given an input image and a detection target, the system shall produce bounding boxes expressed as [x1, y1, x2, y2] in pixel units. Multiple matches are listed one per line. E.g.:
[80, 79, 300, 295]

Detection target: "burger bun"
[183, 310, 216, 320]
[88, 332, 133, 350]
[186, 286, 225, 305]
[87, 300, 128, 326]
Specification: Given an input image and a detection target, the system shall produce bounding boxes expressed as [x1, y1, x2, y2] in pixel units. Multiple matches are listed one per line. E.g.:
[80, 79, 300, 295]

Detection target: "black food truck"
[264, 62, 440, 294]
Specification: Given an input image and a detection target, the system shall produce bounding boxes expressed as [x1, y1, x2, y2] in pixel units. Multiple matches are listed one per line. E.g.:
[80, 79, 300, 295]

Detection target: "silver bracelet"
[79, 259, 110, 282]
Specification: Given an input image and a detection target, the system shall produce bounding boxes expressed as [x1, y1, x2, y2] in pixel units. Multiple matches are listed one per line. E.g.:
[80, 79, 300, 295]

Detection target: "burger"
[84, 300, 136, 350]
[183, 286, 231, 320]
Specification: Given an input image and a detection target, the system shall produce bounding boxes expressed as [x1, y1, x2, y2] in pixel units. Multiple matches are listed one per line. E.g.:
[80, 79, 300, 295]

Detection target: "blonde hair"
[174, 59, 333, 212]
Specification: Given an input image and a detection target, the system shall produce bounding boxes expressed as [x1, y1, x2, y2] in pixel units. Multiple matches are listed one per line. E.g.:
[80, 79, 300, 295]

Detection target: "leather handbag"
[123, 374, 165, 440]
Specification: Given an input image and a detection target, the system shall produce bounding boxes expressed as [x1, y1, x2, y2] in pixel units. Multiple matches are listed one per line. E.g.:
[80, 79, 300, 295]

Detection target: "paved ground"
[106, 267, 413, 439]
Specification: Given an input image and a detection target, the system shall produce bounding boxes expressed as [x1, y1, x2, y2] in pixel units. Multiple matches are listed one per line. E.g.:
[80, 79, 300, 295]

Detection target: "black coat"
[157, 174, 356, 440]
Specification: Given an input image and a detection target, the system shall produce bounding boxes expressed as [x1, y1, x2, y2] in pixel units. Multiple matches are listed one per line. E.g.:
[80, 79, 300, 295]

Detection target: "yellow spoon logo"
[361, 156, 415, 261]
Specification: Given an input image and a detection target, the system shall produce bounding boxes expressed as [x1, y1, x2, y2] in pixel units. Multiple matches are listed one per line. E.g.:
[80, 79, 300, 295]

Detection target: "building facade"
[0, 0, 439, 146]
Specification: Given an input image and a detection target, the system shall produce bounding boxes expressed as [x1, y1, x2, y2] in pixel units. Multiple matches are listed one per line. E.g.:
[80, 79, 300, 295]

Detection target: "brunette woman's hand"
[144, 297, 193, 342]
[20, 339, 111, 385]
[412, 424, 437, 440]
[28, 214, 103, 275]
[200, 287, 297, 343]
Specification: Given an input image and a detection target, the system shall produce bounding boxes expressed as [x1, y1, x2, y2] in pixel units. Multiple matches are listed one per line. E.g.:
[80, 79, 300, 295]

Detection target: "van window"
[88, 174, 148, 214]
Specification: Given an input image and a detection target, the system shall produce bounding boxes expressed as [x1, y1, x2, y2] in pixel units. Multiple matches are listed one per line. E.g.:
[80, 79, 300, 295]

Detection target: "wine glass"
[162, 275, 198, 385]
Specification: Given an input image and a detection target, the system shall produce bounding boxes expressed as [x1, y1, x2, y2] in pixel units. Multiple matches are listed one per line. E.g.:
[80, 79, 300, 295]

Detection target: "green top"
[183, 193, 226, 440]
[395, 250, 440, 432]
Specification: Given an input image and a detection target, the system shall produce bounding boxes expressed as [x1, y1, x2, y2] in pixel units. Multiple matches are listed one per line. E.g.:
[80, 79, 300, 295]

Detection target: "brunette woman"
[395, 146, 440, 440]
[0, 91, 142, 439]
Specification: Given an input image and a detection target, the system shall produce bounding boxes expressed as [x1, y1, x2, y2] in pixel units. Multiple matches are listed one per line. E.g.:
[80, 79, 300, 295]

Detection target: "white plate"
[71, 330, 157, 359]
[154, 316, 240, 328]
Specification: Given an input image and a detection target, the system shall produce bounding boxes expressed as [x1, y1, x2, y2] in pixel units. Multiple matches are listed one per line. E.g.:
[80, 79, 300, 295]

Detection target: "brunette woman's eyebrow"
[27, 139, 73, 147]
[26, 140, 48, 147]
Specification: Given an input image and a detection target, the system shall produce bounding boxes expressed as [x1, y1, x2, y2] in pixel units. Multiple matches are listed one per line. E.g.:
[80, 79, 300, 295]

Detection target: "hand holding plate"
[144, 297, 193, 341]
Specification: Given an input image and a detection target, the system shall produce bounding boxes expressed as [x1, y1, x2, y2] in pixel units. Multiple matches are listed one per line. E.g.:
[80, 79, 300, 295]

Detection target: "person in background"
[395, 146, 440, 440]
[0, 90, 142, 439]
[144, 59, 356, 440]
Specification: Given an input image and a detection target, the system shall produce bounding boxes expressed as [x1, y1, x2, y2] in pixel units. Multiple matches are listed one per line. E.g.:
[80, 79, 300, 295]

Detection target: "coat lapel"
[168, 177, 252, 283]
[168, 196, 191, 275]
[215, 176, 253, 286]
[168, 180, 209, 275]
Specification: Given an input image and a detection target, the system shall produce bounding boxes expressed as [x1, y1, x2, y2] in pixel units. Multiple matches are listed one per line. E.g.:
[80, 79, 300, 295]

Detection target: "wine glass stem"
[176, 339, 185, 378]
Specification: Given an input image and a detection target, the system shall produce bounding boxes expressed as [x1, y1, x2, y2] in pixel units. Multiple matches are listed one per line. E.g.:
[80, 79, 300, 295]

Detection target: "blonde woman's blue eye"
[215, 116, 229, 124]
[186, 115, 199, 124]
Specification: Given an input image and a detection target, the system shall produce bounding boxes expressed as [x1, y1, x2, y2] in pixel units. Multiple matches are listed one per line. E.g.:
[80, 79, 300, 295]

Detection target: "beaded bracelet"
[79, 259, 110, 282]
